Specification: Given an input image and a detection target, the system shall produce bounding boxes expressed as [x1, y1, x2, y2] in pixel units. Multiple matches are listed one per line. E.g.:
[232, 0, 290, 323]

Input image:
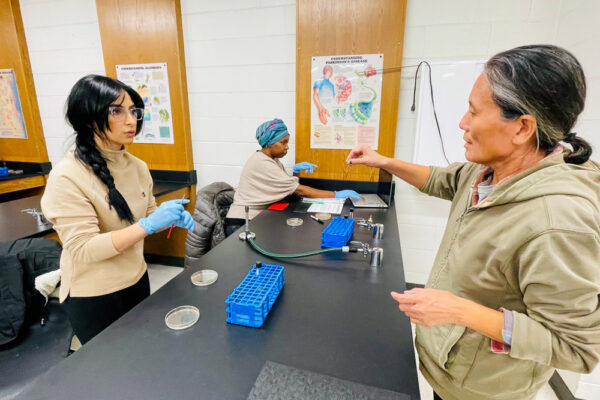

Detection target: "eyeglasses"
[108, 105, 144, 121]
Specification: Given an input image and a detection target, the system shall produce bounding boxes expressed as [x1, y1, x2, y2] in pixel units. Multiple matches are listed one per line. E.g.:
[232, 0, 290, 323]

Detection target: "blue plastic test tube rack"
[321, 216, 355, 248]
[225, 263, 285, 328]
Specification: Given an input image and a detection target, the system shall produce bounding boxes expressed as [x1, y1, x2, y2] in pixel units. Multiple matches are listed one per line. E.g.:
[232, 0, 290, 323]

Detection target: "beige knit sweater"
[226, 151, 299, 219]
[41, 147, 157, 302]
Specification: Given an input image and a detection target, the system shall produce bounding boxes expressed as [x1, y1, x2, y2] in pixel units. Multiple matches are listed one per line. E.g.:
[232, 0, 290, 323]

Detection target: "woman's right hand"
[346, 144, 388, 168]
[138, 199, 189, 235]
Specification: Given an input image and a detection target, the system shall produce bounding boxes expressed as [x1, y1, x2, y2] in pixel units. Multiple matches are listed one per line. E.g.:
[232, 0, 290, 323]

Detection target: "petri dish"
[191, 269, 218, 286]
[286, 217, 303, 227]
[165, 305, 200, 330]
[315, 212, 331, 221]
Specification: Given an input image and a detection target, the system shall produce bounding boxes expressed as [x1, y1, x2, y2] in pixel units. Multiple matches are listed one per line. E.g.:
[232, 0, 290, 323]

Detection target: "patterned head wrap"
[256, 118, 289, 148]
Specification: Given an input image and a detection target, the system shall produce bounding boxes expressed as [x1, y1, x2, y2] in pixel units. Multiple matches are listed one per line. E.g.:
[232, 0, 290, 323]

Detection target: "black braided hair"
[66, 75, 144, 223]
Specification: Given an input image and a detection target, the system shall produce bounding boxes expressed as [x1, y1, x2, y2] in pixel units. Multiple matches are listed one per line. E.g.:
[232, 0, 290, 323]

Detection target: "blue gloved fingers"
[346, 190, 360, 199]
[175, 210, 195, 231]
[139, 201, 187, 234]
[293, 162, 318, 174]
[161, 198, 189, 206]
[334, 190, 360, 199]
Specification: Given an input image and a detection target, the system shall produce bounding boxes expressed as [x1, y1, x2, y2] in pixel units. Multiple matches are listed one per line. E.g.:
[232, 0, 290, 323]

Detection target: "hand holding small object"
[139, 199, 189, 235]
[346, 145, 388, 168]
[174, 210, 195, 231]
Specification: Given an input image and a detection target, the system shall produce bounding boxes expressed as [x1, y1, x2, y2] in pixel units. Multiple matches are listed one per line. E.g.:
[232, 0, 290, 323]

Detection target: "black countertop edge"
[0, 172, 47, 182]
[0, 161, 52, 181]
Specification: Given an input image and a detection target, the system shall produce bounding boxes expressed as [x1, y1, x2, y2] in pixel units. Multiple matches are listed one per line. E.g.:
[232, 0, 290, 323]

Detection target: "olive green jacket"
[416, 152, 600, 400]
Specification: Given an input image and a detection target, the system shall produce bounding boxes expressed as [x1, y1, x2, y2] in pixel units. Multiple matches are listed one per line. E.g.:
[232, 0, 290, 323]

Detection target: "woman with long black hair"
[41, 75, 194, 344]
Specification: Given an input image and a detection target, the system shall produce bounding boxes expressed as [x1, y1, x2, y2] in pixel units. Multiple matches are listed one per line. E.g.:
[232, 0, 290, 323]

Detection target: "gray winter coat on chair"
[185, 182, 234, 266]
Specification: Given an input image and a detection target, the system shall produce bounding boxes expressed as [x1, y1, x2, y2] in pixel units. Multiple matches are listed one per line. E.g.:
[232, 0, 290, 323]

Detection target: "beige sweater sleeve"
[510, 230, 600, 373]
[41, 173, 120, 264]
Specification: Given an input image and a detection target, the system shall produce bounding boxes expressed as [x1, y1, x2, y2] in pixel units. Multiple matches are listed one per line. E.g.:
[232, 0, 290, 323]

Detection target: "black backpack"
[0, 238, 61, 344]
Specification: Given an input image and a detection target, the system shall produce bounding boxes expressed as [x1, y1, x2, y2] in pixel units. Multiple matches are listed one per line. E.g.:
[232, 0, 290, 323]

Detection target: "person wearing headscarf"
[224, 118, 359, 236]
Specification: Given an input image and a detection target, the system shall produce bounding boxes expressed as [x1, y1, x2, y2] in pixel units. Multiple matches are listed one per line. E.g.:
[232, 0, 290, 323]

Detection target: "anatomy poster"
[116, 63, 174, 144]
[310, 54, 383, 150]
[0, 69, 27, 139]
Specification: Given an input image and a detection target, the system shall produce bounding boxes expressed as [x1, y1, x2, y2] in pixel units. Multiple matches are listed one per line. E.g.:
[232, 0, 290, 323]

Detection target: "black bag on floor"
[0, 238, 61, 344]
[0, 254, 26, 345]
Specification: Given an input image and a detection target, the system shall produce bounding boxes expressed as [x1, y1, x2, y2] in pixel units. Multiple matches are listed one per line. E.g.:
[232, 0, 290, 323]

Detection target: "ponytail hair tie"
[564, 132, 577, 142]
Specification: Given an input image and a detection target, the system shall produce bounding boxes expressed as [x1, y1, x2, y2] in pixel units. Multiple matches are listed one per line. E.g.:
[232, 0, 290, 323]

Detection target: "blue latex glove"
[293, 162, 317, 174]
[138, 199, 189, 234]
[334, 190, 360, 199]
[174, 210, 195, 231]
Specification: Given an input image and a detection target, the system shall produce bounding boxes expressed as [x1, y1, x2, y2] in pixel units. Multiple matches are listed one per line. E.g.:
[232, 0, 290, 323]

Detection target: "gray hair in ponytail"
[485, 44, 591, 164]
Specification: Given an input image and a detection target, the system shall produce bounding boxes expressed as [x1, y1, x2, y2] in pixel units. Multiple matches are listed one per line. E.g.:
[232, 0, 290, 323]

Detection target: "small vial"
[256, 261, 262, 276]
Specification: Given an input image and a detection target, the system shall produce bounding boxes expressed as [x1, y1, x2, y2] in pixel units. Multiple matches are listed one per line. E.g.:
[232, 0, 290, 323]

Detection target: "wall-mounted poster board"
[310, 54, 383, 150]
[116, 63, 175, 144]
[0, 0, 48, 163]
[97, 0, 193, 172]
[413, 61, 485, 167]
[296, 0, 407, 182]
[0, 69, 27, 139]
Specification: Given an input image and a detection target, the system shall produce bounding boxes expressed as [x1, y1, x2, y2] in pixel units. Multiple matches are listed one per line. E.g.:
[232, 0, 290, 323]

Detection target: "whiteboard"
[412, 61, 485, 167]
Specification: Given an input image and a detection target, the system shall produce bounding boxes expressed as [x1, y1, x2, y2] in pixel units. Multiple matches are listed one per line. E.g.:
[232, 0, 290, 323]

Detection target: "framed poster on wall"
[310, 54, 383, 150]
[116, 63, 174, 144]
[0, 69, 27, 139]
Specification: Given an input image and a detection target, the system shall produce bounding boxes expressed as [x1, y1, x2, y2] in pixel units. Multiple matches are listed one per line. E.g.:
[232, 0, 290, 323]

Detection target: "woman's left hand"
[391, 288, 463, 326]
[174, 210, 195, 231]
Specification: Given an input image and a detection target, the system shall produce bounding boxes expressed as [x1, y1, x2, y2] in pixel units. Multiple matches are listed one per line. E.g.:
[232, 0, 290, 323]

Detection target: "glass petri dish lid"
[315, 212, 331, 221]
[191, 269, 218, 286]
[286, 217, 303, 227]
[165, 305, 200, 330]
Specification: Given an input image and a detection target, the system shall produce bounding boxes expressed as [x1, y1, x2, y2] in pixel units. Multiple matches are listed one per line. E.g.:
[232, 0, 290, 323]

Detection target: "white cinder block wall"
[16, 0, 600, 397]
[19, 0, 105, 168]
[180, 0, 297, 189]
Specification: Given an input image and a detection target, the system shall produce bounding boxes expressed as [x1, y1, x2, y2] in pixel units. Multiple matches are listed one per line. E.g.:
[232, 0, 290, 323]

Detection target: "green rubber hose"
[247, 237, 343, 259]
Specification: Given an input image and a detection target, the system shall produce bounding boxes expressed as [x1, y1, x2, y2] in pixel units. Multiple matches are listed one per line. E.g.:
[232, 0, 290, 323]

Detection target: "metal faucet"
[21, 208, 51, 227]
[349, 241, 372, 257]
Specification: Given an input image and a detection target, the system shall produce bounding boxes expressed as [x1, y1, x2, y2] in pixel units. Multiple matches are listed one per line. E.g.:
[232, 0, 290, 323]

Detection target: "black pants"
[224, 217, 245, 237]
[434, 392, 443, 400]
[63, 271, 150, 345]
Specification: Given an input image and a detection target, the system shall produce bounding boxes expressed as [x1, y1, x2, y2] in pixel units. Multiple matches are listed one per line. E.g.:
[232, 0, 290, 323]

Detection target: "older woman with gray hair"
[347, 45, 600, 400]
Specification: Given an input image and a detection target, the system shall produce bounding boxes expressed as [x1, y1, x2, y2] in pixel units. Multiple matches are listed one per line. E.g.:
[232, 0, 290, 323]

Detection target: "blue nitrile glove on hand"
[334, 190, 360, 199]
[175, 210, 195, 231]
[293, 162, 317, 174]
[138, 199, 189, 235]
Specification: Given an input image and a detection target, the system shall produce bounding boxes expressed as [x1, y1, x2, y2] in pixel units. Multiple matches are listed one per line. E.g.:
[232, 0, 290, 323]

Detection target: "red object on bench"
[268, 203, 289, 211]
